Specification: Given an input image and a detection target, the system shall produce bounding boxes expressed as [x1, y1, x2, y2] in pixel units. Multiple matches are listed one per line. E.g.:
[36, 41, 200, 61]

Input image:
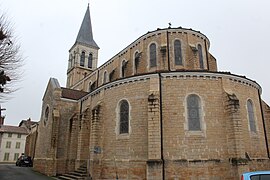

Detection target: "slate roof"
[0, 125, 28, 134]
[61, 88, 88, 100]
[75, 5, 99, 49]
[18, 119, 38, 130]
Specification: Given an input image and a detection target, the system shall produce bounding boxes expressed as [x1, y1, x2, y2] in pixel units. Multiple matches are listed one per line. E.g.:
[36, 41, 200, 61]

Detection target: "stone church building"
[33, 5, 270, 179]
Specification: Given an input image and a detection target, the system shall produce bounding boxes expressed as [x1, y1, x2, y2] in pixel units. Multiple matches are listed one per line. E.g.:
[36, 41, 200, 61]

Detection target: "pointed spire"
[75, 4, 99, 49]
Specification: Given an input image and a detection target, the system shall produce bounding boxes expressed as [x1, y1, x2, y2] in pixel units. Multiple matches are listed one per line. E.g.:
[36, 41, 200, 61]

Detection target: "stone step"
[63, 173, 85, 179]
[57, 175, 75, 180]
[70, 171, 87, 177]
[75, 169, 87, 174]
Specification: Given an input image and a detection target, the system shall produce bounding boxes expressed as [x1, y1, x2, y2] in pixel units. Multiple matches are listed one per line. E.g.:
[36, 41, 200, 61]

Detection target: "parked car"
[15, 155, 33, 167]
[241, 171, 270, 180]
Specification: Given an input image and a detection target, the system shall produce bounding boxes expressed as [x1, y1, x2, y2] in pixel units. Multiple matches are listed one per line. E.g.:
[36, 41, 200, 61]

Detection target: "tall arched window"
[134, 51, 139, 74]
[119, 100, 129, 134]
[103, 71, 107, 84]
[121, 60, 127, 78]
[150, 43, 157, 67]
[80, 51, 85, 67]
[88, 53, 93, 68]
[174, 40, 183, 65]
[187, 94, 201, 131]
[198, 44, 204, 69]
[68, 54, 72, 69]
[88, 82, 92, 92]
[247, 99, 256, 132]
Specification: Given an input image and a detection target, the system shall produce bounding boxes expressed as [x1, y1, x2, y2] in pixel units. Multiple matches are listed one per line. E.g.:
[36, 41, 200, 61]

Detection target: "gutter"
[158, 73, 165, 180]
[166, 31, 171, 71]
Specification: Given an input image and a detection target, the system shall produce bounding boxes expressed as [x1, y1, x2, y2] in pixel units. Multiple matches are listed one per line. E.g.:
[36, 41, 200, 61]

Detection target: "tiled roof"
[0, 125, 28, 134]
[61, 88, 88, 100]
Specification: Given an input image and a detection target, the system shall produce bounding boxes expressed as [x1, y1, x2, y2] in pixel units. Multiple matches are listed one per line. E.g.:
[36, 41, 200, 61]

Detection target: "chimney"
[0, 116, 5, 125]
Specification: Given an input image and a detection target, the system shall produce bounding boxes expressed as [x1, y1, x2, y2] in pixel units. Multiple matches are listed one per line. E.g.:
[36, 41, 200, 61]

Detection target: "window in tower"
[88, 53, 93, 68]
[80, 51, 85, 67]
[68, 54, 72, 69]
[187, 94, 202, 131]
[119, 99, 129, 134]
[174, 40, 183, 65]
[198, 44, 204, 69]
[247, 99, 256, 133]
[150, 43, 157, 67]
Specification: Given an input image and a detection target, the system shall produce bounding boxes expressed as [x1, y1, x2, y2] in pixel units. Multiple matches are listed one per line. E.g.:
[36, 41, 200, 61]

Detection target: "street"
[0, 164, 53, 180]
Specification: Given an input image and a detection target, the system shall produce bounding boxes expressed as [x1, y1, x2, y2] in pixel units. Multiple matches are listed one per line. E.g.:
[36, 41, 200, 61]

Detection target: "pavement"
[0, 164, 53, 180]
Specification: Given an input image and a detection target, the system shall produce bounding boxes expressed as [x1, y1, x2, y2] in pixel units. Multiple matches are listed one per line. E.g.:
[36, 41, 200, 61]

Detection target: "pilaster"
[147, 75, 163, 180]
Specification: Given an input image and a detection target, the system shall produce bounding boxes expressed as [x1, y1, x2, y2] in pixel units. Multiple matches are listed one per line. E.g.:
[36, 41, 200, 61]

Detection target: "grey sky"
[1, 0, 270, 125]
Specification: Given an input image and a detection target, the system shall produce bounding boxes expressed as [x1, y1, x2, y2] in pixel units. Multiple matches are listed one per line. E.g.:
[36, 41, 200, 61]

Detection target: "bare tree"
[0, 13, 23, 101]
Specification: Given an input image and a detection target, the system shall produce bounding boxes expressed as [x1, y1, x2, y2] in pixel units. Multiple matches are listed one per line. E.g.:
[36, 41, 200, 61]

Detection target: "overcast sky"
[1, 0, 270, 125]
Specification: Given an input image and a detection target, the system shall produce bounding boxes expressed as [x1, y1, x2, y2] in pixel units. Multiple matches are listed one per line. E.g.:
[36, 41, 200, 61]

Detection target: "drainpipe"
[158, 73, 165, 180]
[257, 89, 270, 158]
[166, 31, 171, 71]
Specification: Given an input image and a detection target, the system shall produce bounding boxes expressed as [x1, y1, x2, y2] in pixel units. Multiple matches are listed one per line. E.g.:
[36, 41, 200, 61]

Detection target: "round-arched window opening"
[44, 106, 49, 126]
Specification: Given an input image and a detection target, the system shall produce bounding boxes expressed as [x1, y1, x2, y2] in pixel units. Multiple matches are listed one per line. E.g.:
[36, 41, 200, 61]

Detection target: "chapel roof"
[61, 88, 88, 100]
[18, 118, 38, 130]
[75, 4, 99, 49]
[0, 125, 28, 134]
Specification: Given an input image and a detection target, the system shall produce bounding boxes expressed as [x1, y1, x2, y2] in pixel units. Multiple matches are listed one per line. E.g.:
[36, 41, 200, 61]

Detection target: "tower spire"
[75, 5, 99, 49]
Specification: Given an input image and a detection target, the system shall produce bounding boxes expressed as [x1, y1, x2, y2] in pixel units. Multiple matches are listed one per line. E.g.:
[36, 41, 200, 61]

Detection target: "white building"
[0, 125, 28, 163]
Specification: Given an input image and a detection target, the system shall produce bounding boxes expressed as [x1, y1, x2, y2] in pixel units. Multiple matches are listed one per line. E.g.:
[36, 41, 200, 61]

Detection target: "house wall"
[0, 132, 27, 163]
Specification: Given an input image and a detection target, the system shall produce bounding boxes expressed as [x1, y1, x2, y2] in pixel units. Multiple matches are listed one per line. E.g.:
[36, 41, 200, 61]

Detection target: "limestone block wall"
[81, 75, 152, 179]
[72, 28, 217, 93]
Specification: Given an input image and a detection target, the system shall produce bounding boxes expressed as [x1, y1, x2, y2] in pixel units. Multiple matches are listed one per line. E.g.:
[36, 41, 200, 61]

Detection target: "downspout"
[204, 39, 210, 70]
[166, 31, 171, 71]
[158, 73, 165, 180]
[258, 89, 270, 158]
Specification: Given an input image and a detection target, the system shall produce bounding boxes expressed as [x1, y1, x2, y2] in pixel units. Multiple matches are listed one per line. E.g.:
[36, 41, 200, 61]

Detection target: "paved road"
[0, 164, 53, 180]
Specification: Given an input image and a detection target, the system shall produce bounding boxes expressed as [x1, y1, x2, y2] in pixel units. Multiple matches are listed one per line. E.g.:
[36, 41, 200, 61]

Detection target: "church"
[32, 4, 270, 179]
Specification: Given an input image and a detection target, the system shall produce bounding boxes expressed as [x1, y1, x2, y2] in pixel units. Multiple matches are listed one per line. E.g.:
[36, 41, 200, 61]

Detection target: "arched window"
[174, 40, 183, 65]
[88, 82, 92, 92]
[44, 106, 49, 126]
[150, 43, 157, 67]
[80, 51, 85, 66]
[103, 71, 107, 84]
[198, 44, 204, 69]
[121, 60, 128, 78]
[119, 100, 129, 134]
[247, 99, 256, 132]
[187, 94, 201, 131]
[68, 54, 72, 68]
[88, 53, 93, 68]
[134, 51, 140, 74]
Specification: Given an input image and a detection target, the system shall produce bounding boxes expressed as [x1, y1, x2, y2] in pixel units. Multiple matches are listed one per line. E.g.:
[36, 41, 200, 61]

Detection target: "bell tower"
[66, 4, 99, 89]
